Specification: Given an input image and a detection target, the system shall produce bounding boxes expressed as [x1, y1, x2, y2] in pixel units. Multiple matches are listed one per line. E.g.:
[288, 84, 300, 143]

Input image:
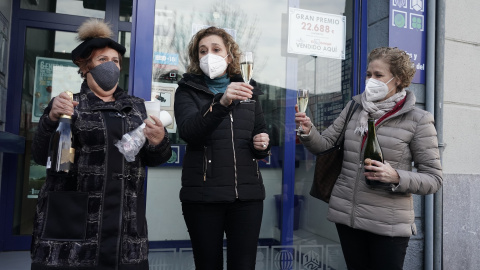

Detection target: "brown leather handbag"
[309, 101, 358, 203]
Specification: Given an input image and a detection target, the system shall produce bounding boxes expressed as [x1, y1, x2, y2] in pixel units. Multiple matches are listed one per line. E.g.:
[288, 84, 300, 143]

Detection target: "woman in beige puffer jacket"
[295, 47, 442, 270]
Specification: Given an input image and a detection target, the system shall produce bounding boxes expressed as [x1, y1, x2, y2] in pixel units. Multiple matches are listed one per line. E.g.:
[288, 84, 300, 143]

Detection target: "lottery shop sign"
[287, 8, 346, 59]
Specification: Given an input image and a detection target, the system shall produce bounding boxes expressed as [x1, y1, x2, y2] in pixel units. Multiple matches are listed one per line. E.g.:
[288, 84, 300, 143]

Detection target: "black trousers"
[182, 200, 263, 270]
[336, 223, 410, 270]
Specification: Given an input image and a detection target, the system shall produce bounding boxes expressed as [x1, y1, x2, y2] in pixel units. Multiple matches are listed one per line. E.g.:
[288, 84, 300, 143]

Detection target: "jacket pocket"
[41, 191, 89, 241]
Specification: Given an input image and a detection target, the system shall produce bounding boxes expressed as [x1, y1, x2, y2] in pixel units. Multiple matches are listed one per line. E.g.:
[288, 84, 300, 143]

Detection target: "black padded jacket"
[174, 73, 270, 202]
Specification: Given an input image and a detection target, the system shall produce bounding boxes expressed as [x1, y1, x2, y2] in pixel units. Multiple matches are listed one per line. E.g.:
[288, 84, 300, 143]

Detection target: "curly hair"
[368, 47, 416, 92]
[186, 27, 241, 77]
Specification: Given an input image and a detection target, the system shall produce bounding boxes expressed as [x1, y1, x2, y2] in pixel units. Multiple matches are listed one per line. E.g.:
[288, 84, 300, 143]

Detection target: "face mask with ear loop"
[199, 54, 229, 79]
[86, 61, 120, 91]
[364, 77, 396, 102]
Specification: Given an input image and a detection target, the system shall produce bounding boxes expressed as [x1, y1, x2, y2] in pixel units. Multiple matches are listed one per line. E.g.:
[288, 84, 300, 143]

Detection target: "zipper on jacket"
[254, 158, 260, 179]
[203, 146, 207, 181]
[116, 111, 126, 270]
[229, 111, 239, 198]
[350, 140, 365, 228]
[203, 97, 218, 118]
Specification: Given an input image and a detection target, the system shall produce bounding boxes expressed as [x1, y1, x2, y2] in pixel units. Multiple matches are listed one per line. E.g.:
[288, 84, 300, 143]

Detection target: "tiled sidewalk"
[0, 251, 30, 269]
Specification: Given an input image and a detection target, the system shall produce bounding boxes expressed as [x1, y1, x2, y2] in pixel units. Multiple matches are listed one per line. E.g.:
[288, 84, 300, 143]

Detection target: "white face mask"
[365, 77, 395, 102]
[199, 54, 228, 79]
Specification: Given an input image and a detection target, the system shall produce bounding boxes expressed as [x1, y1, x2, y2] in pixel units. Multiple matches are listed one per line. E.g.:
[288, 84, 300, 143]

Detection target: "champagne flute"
[296, 89, 309, 135]
[240, 52, 255, 103]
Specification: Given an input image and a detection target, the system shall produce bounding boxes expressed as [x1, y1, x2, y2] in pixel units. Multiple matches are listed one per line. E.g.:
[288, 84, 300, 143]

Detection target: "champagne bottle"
[46, 91, 75, 173]
[363, 118, 390, 189]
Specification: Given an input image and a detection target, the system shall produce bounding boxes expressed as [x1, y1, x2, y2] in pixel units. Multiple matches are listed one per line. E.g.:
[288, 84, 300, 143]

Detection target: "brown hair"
[368, 47, 416, 92]
[76, 47, 123, 78]
[186, 27, 241, 77]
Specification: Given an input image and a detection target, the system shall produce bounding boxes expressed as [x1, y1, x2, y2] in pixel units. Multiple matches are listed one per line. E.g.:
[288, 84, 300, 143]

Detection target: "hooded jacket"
[31, 82, 172, 269]
[174, 73, 270, 202]
[300, 91, 442, 237]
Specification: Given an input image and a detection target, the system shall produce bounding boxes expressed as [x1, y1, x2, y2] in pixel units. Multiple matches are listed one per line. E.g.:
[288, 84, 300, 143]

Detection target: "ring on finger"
[374, 173, 377, 177]
[263, 143, 267, 148]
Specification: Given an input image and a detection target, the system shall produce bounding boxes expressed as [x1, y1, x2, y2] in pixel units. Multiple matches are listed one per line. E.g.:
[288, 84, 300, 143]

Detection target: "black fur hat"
[71, 19, 126, 65]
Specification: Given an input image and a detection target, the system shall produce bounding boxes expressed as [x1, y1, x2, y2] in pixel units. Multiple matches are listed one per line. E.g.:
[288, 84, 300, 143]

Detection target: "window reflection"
[152, 0, 287, 146]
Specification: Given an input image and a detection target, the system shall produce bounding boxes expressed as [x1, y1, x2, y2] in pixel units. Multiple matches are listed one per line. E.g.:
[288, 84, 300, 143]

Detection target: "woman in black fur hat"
[30, 19, 172, 270]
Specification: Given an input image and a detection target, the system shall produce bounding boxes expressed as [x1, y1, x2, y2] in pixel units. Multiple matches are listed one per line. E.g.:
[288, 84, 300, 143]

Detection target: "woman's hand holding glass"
[219, 82, 253, 107]
[295, 89, 309, 135]
[294, 104, 312, 135]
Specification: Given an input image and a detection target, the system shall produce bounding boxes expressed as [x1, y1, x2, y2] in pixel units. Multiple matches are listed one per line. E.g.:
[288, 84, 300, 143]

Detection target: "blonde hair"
[187, 27, 241, 77]
[368, 47, 416, 92]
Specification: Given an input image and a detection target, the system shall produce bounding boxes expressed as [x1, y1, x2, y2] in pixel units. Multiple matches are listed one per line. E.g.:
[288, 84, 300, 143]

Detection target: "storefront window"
[146, 0, 354, 269]
[20, 0, 105, 18]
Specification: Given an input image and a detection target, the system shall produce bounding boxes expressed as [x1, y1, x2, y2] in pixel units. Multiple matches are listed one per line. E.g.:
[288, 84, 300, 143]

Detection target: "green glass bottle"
[364, 118, 390, 189]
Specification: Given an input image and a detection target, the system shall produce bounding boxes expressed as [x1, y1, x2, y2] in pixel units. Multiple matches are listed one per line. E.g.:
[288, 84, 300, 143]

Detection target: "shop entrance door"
[0, 0, 132, 251]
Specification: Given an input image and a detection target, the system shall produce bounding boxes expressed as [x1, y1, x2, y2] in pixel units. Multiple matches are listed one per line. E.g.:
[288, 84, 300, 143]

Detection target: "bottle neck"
[367, 119, 376, 136]
[58, 116, 71, 123]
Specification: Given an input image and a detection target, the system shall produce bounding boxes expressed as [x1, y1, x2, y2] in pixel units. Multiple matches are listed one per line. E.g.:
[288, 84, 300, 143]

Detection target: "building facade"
[0, 0, 478, 269]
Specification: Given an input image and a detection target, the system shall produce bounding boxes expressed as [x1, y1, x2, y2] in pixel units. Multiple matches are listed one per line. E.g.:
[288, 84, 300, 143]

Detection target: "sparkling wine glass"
[296, 88, 309, 135]
[240, 52, 255, 103]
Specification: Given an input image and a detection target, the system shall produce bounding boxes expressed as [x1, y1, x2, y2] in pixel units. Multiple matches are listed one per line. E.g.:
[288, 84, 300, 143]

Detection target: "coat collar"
[179, 73, 264, 95]
[79, 80, 133, 111]
[352, 90, 416, 117]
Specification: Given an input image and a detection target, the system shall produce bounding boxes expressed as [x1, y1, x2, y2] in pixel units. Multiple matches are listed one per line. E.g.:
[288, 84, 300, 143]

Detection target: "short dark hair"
[187, 27, 241, 77]
[368, 47, 416, 92]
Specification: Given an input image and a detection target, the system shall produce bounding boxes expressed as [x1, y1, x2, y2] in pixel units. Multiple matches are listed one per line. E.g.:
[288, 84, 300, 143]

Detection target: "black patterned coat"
[31, 81, 172, 269]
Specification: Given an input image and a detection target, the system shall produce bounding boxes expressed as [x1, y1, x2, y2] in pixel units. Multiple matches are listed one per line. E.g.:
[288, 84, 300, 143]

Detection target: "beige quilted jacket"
[300, 91, 443, 237]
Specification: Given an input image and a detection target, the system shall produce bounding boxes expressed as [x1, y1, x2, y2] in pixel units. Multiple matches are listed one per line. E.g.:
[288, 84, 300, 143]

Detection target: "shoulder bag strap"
[334, 101, 359, 146]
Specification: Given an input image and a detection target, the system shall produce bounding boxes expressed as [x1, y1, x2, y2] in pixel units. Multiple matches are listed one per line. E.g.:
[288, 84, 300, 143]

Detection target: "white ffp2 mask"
[199, 54, 228, 79]
[365, 77, 395, 102]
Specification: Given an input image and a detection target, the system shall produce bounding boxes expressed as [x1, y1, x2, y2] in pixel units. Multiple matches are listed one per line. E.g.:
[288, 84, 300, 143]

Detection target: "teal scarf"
[204, 74, 230, 94]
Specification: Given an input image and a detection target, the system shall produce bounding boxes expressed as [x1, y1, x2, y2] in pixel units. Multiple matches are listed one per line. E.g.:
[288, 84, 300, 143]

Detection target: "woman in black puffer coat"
[174, 26, 270, 270]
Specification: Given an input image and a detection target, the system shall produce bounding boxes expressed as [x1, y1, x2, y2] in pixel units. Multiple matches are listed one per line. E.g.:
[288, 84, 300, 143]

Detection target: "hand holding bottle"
[49, 91, 79, 121]
[364, 159, 400, 184]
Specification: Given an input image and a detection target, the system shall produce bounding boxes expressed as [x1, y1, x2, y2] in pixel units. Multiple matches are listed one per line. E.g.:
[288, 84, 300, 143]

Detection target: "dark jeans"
[336, 223, 410, 270]
[182, 200, 263, 270]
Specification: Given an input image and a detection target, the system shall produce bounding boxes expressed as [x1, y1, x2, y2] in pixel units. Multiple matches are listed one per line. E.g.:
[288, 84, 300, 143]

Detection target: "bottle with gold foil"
[364, 118, 390, 189]
[46, 91, 75, 173]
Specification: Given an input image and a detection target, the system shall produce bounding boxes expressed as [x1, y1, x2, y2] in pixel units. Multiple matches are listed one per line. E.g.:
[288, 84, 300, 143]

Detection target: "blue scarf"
[204, 74, 230, 94]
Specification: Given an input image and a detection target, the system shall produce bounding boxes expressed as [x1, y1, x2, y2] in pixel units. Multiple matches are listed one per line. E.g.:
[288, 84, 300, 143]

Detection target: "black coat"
[174, 73, 270, 202]
[31, 82, 172, 269]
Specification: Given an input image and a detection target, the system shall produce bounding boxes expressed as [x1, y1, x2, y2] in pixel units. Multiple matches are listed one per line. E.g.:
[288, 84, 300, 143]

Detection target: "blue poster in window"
[389, 0, 426, 84]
